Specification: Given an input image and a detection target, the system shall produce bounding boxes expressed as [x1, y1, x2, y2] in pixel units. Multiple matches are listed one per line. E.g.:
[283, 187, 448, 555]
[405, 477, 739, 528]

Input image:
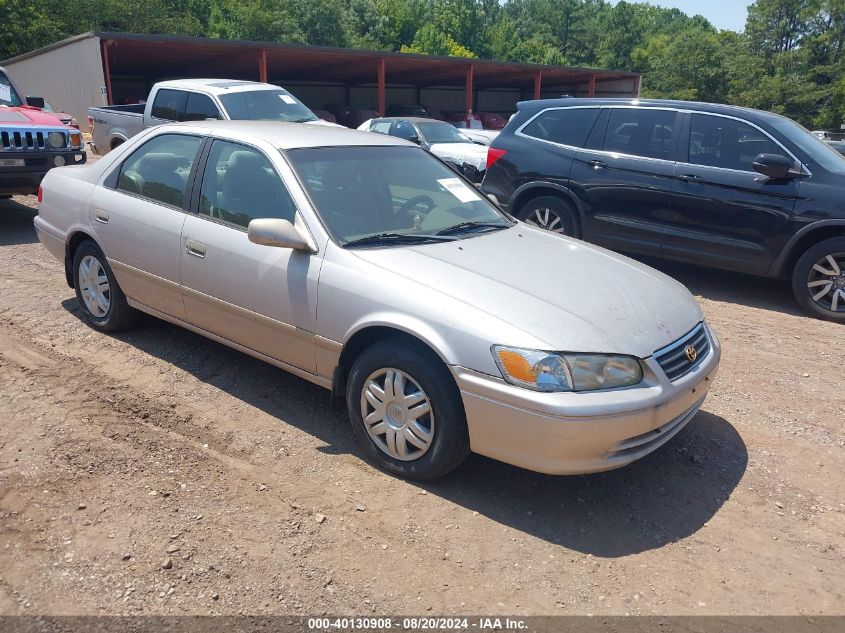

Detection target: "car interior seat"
[135, 153, 185, 206]
[318, 162, 392, 237]
[215, 150, 292, 226]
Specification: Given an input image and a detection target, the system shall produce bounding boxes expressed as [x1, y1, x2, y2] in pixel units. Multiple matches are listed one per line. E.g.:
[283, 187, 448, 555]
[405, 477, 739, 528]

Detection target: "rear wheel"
[72, 240, 138, 332]
[517, 195, 580, 238]
[346, 339, 469, 480]
[791, 237, 845, 322]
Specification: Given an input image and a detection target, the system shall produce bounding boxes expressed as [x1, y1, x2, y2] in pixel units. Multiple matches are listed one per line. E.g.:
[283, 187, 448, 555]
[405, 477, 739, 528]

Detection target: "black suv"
[482, 98, 845, 322]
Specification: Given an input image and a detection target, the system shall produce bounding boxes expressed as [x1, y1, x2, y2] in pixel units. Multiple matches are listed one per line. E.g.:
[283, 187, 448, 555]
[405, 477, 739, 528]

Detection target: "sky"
[609, 0, 753, 32]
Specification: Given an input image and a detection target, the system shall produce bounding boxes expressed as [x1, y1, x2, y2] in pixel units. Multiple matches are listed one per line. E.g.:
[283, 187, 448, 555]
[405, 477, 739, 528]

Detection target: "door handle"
[185, 239, 207, 258]
[588, 160, 607, 170]
[94, 209, 109, 224]
[679, 173, 703, 182]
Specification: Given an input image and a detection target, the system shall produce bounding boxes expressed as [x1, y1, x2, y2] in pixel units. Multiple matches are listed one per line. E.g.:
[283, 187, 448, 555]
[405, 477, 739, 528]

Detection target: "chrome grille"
[654, 322, 710, 381]
[0, 128, 66, 151]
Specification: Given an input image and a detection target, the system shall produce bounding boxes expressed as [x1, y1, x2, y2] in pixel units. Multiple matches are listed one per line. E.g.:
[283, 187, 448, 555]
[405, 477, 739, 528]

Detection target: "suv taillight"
[486, 147, 507, 169]
[87, 116, 94, 130]
[37, 186, 43, 203]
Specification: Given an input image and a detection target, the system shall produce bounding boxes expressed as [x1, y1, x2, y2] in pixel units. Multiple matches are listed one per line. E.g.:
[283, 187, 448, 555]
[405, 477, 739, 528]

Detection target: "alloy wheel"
[806, 252, 845, 314]
[526, 207, 565, 234]
[78, 254, 111, 318]
[359, 367, 435, 461]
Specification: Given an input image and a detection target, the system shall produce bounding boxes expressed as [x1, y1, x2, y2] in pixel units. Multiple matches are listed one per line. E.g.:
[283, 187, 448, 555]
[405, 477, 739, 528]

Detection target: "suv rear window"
[604, 108, 676, 160]
[521, 108, 601, 148]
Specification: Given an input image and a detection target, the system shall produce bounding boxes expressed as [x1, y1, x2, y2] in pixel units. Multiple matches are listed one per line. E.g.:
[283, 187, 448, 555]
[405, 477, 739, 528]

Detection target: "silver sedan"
[34, 120, 720, 480]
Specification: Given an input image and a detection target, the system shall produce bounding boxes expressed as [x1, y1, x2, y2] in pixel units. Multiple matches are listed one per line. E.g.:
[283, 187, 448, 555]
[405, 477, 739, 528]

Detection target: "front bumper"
[0, 150, 86, 195]
[452, 325, 721, 475]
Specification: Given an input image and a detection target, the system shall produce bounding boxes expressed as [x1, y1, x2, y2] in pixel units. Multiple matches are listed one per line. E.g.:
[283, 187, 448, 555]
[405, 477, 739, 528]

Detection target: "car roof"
[517, 97, 788, 123]
[173, 120, 415, 149]
[154, 78, 284, 96]
[372, 116, 439, 123]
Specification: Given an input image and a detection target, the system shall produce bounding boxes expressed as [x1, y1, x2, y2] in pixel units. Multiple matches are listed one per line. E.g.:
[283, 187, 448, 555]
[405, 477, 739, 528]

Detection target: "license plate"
[0, 158, 25, 167]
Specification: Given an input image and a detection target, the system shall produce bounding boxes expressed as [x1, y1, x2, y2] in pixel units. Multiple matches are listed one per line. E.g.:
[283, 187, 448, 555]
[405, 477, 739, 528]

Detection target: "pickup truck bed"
[88, 104, 145, 154]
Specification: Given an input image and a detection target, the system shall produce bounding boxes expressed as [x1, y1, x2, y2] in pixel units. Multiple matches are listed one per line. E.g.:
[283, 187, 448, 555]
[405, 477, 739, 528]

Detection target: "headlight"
[47, 131, 66, 149]
[492, 345, 643, 392]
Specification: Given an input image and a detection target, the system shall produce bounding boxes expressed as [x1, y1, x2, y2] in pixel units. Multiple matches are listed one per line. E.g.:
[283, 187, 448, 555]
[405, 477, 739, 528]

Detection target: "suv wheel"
[517, 195, 580, 238]
[72, 240, 138, 332]
[346, 339, 470, 480]
[792, 237, 845, 322]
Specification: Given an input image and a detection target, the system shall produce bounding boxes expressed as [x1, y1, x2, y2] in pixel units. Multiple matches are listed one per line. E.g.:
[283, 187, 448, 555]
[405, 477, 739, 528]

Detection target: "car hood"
[350, 226, 702, 358]
[429, 142, 488, 171]
[0, 105, 69, 127]
[306, 118, 344, 128]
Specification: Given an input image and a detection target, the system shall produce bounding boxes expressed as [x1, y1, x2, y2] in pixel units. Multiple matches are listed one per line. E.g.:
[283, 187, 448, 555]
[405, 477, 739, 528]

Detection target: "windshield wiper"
[343, 232, 456, 248]
[435, 221, 510, 236]
[290, 116, 319, 123]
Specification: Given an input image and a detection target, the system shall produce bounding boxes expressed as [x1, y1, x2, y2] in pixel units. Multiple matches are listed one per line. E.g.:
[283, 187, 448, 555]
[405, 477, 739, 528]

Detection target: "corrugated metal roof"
[2, 31, 638, 90]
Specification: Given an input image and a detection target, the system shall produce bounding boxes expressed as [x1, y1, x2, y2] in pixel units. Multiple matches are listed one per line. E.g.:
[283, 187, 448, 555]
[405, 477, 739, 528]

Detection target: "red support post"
[377, 58, 386, 116]
[533, 70, 542, 100]
[259, 49, 268, 83]
[588, 73, 596, 97]
[100, 39, 113, 105]
[465, 63, 474, 127]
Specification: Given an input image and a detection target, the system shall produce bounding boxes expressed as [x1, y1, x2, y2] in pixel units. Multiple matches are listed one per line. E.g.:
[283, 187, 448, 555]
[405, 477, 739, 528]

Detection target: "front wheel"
[791, 237, 845, 322]
[517, 195, 580, 238]
[346, 339, 470, 480]
[72, 240, 138, 332]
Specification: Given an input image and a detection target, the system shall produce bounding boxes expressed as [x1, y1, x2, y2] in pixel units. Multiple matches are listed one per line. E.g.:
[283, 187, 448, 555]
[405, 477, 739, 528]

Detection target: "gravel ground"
[0, 190, 843, 616]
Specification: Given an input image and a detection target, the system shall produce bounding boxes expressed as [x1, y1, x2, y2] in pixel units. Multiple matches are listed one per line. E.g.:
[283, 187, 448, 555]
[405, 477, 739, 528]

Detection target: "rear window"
[520, 108, 601, 148]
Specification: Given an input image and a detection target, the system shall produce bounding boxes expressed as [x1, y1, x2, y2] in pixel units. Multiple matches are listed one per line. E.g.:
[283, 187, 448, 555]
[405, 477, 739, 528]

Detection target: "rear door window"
[184, 93, 221, 121]
[604, 108, 676, 160]
[688, 113, 788, 172]
[116, 133, 202, 207]
[520, 107, 602, 148]
[151, 89, 188, 121]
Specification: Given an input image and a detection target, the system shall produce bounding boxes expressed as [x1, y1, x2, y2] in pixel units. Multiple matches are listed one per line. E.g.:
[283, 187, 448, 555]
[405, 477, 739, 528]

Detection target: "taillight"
[486, 147, 508, 169]
[37, 186, 43, 204]
[87, 116, 94, 131]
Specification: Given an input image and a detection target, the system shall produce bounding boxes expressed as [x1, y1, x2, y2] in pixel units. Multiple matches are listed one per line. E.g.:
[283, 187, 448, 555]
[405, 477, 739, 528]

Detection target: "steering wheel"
[397, 194, 435, 219]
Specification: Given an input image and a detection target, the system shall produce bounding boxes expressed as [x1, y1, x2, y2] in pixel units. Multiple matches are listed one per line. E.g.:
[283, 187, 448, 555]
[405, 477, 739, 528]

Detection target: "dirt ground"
[0, 188, 843, 617]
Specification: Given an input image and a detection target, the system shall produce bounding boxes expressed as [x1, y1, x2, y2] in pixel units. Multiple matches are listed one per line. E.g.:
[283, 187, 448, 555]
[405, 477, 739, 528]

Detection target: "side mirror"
[408, 134, 422, 145]
[247, 218, 313, 252]
[752, 153, 798, 179]
[26, 96, 45, 109]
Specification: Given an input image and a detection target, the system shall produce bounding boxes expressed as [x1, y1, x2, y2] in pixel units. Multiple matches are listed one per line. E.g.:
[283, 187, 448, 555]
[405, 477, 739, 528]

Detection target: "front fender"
[343, 311, 460, 367]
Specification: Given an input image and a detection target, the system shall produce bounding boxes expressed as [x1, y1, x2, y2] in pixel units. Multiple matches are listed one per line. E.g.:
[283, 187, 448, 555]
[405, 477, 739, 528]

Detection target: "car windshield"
[417, 122, 471, 144]
[218, 89, 318, 123]
[0, 72, 22, 107]
[287, 145, 512, 246]
[767, 114, 845, 175]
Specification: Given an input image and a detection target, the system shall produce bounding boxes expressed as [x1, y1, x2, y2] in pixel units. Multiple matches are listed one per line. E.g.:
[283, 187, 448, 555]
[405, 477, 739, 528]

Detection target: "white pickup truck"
[87, 78, 333, 154]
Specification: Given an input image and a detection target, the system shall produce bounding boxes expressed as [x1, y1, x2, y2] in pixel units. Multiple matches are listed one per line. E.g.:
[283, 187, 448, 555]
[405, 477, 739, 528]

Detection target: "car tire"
[346, 338, 470, 481]
[791, 237, 845, 322]
[517, 195, 580, 238]
[72, 240, 138, 332]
